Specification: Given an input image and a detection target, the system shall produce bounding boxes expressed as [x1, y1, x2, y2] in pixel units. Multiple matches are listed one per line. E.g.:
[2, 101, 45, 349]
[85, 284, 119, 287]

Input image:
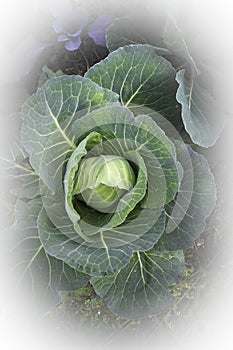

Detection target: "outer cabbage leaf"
[85, 44, 181, 126]
[20, 75, 119, 192]
[13, 198, 90, 304]
[163, 16, 199, 74]
[91, 249, 185, 319]
[37, 206, 130, 276]
[37, 205, 166, 277]
[0, 142, 40, 200]
[157, 140, 216, 251]
[176, 69, 223, 147]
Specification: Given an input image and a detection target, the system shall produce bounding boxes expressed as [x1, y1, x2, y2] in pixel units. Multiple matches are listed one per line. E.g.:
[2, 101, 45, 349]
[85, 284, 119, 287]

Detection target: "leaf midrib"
[45, 99, 76, 151]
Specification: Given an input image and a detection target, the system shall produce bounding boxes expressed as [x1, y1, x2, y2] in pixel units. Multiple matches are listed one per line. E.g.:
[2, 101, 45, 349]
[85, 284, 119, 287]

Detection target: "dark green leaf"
[37, 207, 132, 276]
[21, 75, 119, 192]
[91, 249, 184, 319]
[37, 201, 166, 277]
[85, 44, 181, 125]
[13, 198, 90, 304]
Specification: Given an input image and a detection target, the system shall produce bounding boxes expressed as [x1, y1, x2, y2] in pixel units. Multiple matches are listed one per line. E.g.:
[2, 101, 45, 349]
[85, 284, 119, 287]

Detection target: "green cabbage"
[11, 44, 216, 320]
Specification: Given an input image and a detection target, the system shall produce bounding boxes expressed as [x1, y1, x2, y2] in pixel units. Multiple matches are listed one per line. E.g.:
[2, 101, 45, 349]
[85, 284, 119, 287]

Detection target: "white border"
[0, 1, 233, 349]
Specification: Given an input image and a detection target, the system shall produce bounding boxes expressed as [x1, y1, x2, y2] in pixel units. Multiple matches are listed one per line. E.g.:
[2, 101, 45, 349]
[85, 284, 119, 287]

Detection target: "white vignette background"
[0, 0, 233, 349]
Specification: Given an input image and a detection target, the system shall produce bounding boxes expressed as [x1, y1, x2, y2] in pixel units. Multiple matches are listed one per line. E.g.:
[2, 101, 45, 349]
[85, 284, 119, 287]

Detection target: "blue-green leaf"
[37, 206, 166, 277]
[85, 44, 181, 125]
[91, 249, 185, 319]
[21, 75, 119, 192]
[157, 141, 216, 250]
[176, 69, 223, 147]
[12, 198, 90, 304]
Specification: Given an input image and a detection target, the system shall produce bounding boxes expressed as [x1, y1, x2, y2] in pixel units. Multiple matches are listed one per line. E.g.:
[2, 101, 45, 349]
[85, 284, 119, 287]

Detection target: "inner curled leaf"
[74, 155, 136, 213]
